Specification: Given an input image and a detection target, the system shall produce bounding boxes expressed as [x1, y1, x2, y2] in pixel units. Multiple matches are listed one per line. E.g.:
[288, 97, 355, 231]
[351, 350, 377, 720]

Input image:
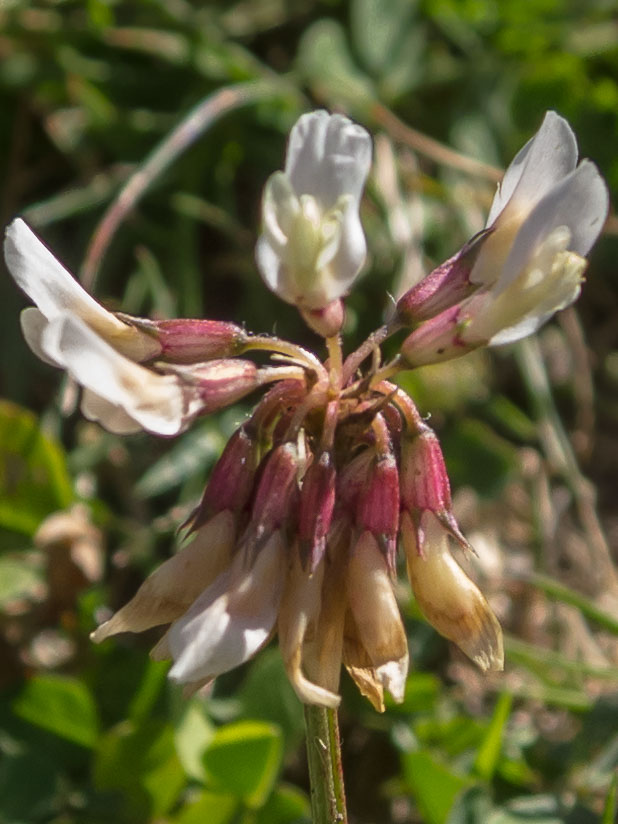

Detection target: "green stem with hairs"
[304, 705, 348, 823]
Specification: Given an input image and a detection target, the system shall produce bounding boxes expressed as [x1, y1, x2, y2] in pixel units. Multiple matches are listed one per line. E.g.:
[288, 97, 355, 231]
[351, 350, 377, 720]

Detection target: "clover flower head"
[4, 108, 608, 710]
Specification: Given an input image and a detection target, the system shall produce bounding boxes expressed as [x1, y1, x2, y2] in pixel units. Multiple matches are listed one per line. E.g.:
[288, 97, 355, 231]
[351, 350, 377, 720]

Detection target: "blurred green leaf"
[203, 720, 283, 809]
[403, 750, 472, 824]
[237, 648, 305, 753]
[13, 674, 99, 748]
[170, 790, 238, 824]
[254, 784, 311, 824]
[0, 401, 73, 536]
[94, 719, 185, 820]
[174, 700, 215, 782]
[297, 20, 375, 113]
[474, 692, 512, 782]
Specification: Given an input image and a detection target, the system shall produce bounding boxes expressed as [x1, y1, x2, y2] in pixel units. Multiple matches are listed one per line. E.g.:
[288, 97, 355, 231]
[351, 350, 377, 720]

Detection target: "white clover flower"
[401, 111, 609, 366]
[466, 110, 609, 345]
[256, 110, 372, 310]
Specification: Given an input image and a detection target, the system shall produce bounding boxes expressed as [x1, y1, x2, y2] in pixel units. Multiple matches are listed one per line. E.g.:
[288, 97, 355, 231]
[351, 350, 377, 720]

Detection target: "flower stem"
[304, 704, 348, 824]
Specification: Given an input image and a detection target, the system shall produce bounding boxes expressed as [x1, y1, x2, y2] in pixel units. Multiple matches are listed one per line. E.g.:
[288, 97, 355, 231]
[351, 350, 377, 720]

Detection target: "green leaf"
[0, 401, 73, 536]
[473, 692, 512, 781]
[254, 784, 311, 824]
[170, 791, 238, 824]
[174, 701, 215, 782]
[296, 20, 375, 113]
[94, 719, 185, 820]
[203, 720, 283, 809]
[13, 674, 99, 748]
[403, 750, 471, 824]
[238, 648, 305, 752]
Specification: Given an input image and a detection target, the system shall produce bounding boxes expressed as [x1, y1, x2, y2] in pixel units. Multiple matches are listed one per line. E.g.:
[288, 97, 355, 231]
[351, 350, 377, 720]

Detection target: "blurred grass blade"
[473, 692, 512, 782]
[528, 572, 618, 635]
[602, 773, 617, 824]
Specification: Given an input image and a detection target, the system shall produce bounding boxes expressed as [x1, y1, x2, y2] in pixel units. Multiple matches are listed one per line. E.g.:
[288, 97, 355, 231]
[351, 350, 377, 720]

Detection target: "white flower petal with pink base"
[4, 218, 159, 361]
[40, 315, 199, 436]
[167, 532, 286, 684]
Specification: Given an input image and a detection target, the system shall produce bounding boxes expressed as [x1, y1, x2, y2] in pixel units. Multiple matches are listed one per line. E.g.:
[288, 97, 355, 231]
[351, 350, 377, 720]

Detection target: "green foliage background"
[1, 1, 618, 822]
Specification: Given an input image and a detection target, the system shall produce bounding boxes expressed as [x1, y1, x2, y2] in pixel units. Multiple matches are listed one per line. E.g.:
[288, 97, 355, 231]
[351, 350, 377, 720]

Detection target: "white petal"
[41, 315, 197, 436]
[5, 219, 160, 361]
[80, 391, 143, 435]
[20, 308, 58, 366]
[286, 111, 372, 208]
[255, 235, 293, 303]
[167, 532, 286, 684]
[486, 111, 578, 226]
[325, 203, 367, 294]
[498, 160, 608, 291]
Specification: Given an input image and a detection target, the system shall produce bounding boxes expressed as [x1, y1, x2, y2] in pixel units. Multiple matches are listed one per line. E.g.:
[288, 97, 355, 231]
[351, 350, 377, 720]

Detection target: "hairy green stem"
[304, 705, 348, 823]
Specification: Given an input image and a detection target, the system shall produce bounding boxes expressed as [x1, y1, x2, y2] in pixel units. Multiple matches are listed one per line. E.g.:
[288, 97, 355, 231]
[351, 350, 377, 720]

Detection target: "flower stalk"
[304, 705, 348, 824]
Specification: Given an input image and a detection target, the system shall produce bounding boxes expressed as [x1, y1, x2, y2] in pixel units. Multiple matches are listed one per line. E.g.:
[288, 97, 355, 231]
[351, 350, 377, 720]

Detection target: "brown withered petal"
[402, 511, 504, 672]
[278, 548, 340, 708]
[345, 531, 409, 702]
[90, 510, 235, 642]
[343, 614, 385, 712]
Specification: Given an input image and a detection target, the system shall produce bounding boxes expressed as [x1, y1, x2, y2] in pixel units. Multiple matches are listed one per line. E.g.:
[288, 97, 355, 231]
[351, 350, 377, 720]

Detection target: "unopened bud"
[357, 453, 400, 573]
[192, 427, 259, 528]
[400, 426, 469, 550]
[298, 451, 336, 571]
[397, 229, 491, 324]
[171, 359, 259, 414]
[120, 316, 247, 364]
[400, 305, 478, 368]
[300, 299, 345, 338]
[336, 448, 373, 514]
[244, 442, 299, 555]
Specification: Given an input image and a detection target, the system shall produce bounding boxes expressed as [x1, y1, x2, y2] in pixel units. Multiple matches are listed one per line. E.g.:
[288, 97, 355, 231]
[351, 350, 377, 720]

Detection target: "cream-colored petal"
[278, 551, 340, 708]
[41, 315, 199, 436]
[167, 532, 286, 684]
[5, 219, 159, 361]
[346, 531, 409, 678]
[91, 510, 236, 642]
[302, 538, 349, 696]
[402, 512, 503, 672]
